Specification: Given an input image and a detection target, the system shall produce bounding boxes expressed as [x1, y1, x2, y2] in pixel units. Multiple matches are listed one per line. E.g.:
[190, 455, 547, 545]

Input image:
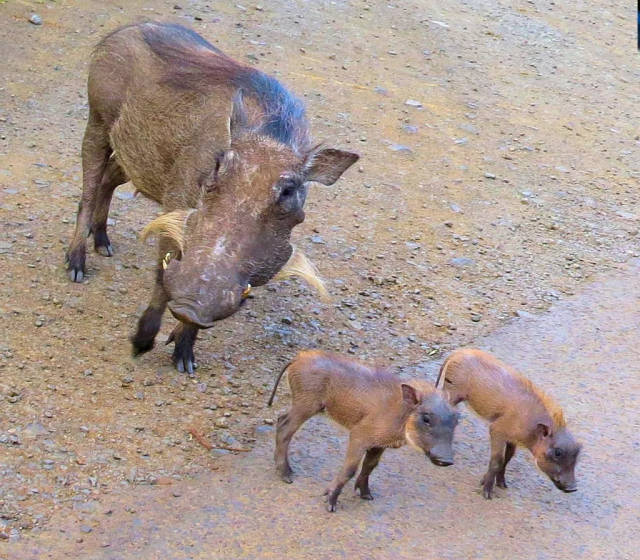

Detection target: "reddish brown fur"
[271, 351, 458, 512]
[437, 348, 580, 498]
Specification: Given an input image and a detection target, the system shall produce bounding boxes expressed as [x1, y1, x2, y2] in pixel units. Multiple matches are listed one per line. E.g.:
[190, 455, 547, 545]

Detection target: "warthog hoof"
[93, 229, 113, 257]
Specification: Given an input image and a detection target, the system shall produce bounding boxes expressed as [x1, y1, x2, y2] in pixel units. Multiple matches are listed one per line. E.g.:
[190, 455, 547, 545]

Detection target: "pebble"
[484, 172, 496, 179]
[402, 124, 418, 134]
[515, 309, 535, 319]
[214, 418, 229, 429]
[450, 257, 475, 268]
[281, 316, 293, 325]
[405, 99, 423, 108]
[80, 525, 92, 534]
[263, 418, 274, 425]
[24, 422, 48, 439]
[389, 144, 413, 153]
[255, 425, 274, 434]
[310, 234, 325, 244]
[29, 14, 43, 25]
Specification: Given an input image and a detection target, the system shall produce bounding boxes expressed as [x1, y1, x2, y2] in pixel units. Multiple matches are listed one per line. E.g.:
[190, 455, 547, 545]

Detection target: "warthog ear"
[201, 150, 237, 192]
[303, 148, 359, 185]
[225, 89, 248, 144]
[140, 209, 195, 254]
[401, 383, 420, 407]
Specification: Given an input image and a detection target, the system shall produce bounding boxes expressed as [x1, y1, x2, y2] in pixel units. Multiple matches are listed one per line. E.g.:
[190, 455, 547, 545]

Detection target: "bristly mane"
[140, 22, 310, 152]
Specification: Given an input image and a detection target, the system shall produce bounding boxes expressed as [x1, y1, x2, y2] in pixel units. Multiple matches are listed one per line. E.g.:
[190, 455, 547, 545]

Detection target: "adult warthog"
[66, 22, 358, 372]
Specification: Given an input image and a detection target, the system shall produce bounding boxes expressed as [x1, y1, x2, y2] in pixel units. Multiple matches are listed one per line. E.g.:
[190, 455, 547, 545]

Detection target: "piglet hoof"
[481, 474, 495, 499]
[277, 467, 294, 484]
[496, 477, 508, 489]
[359, 491, 374, 501]
[325, 489, 340, 512]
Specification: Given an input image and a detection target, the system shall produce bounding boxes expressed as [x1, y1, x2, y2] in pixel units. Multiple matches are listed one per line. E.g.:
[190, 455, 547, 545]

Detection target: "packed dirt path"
[1, 0, 639, 554]
[9, 259, 640, 559]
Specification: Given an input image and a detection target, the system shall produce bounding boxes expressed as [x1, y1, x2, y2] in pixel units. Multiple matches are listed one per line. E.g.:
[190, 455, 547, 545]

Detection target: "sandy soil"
[0, 0, 638, 553]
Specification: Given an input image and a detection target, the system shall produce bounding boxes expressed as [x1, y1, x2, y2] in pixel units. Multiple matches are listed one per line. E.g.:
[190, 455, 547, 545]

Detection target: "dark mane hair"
[140, 22, 309, 152]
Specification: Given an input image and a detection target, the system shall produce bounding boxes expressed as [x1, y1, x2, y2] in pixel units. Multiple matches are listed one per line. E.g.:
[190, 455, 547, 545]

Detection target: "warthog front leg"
[131, 240, 170, 356]
[167, 323, 199, 375]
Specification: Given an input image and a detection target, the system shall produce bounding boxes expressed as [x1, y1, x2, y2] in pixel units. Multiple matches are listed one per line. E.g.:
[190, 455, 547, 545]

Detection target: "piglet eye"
[553, 448, 563, 459]
[421, 414, 431, 425]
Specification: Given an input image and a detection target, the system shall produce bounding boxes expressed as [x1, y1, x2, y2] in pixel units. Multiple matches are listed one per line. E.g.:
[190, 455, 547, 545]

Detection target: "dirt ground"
[0, 0, 638, 555]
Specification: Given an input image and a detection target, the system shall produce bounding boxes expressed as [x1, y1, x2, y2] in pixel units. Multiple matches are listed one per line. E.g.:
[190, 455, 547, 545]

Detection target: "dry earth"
[0, 0, 638, 554]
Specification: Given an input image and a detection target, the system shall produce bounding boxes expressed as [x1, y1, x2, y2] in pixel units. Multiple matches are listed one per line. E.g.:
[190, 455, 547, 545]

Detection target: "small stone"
[263, 418, 274, 425]
[281, 316, 293, 325]
[172, 490, 182, 497]
[29, 14, 43, 25]
[515, 309, 535, 319]
[80, 525, 92, 534]
[450, 257, 474, 268]
[470, 313, 482, 322]
[484, 172, 496, 179]
[310, 234, 325, 244]
[389, 144, 413, 154]
[6, 390, 21, 404]
[214, 418, 229, 429]
[405, 99, 422, 108]
[255, 425, 274, 434]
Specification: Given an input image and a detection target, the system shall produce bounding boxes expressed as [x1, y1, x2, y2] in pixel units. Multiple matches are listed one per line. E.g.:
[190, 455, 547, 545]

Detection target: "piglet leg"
[496, 442, 516, 489]
[326, 436, 366, 512]
[354, 447, 385, 500]
[481, 426, 508, 499]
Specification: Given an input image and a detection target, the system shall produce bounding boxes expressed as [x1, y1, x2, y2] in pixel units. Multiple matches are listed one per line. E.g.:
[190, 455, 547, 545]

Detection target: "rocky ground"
[0, 0, 638, 547]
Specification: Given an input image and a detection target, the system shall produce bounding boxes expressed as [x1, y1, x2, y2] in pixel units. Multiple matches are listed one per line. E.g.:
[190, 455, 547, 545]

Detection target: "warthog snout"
[167, 300, 217, 329]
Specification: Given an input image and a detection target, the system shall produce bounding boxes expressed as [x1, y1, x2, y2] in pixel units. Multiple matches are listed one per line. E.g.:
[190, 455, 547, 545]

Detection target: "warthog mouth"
[554, 480, 577, 493]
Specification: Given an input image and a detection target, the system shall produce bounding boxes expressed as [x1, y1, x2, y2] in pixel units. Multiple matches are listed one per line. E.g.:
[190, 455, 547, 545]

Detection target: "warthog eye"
[421, 413, 431, 425]
[553, 448, 563, 459]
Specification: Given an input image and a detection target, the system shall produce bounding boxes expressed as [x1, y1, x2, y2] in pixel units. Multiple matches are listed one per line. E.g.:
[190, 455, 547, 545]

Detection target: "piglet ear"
[536, 422, 551, 439]
[303, 148, 359, 185]
[401, 383, 420, 407]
